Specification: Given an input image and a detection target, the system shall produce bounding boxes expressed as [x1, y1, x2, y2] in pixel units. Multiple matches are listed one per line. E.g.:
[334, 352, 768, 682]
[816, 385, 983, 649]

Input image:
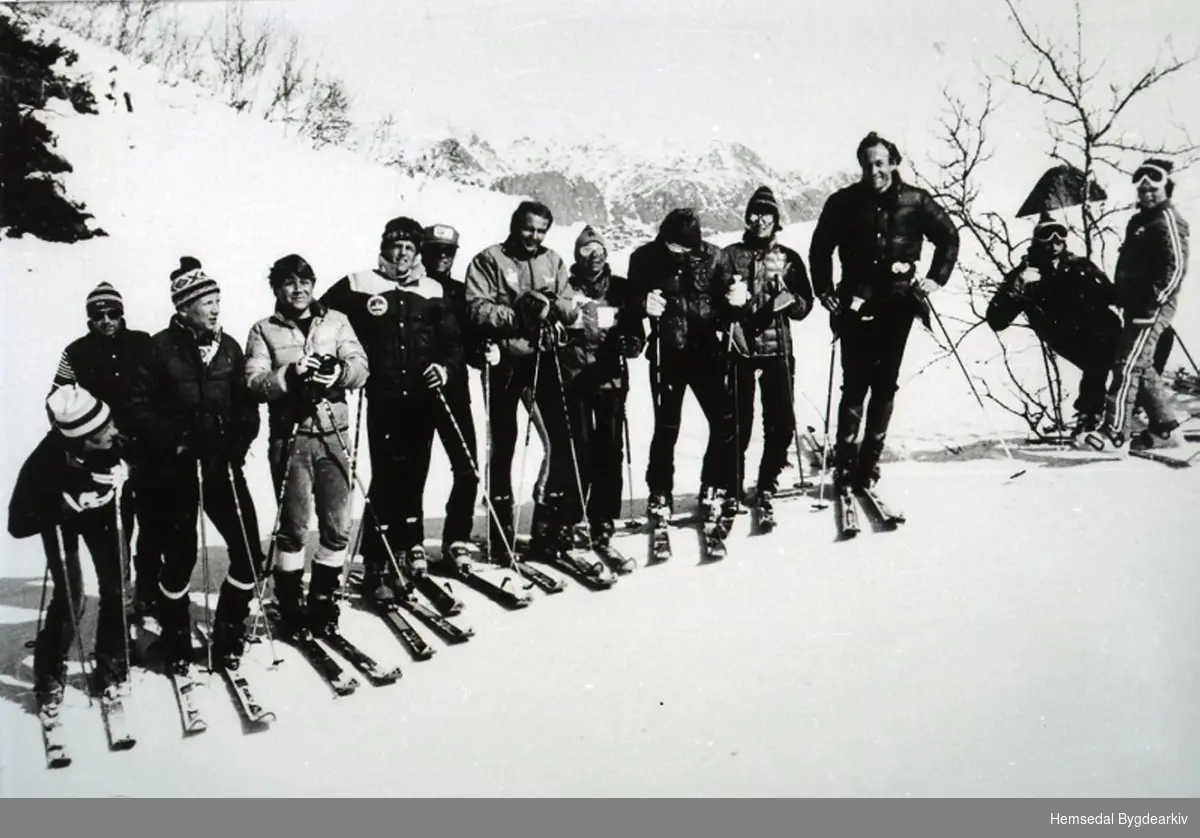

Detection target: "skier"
[419, 224, 485, 569]
[1077, 158, 1190, 452]
[809, 131, 960, 490]
[321, 217, 464, 602]
[626, 208, 738, 528]
[48, 283, 159, 622]
[555, 226, 644, 568]
[10, 386, 131, 704]
[716, 186, 814, 526]
[244, 254, 369, 636]
[126, 258, 265, 672]
[464, 200, 585, 566]
[987, 214, 1177, 435]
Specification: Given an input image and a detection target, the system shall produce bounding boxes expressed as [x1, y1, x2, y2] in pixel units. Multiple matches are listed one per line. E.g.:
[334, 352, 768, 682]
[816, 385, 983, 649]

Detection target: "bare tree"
[209, 2, 274, 112]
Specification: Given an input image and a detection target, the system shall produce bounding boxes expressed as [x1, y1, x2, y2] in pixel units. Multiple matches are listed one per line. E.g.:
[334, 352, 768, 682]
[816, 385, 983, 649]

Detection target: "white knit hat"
[47, 385, 112, 439]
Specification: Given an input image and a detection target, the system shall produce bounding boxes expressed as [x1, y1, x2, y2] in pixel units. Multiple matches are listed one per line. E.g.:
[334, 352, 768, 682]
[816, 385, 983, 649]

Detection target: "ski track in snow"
[1, 19, 1198, 797]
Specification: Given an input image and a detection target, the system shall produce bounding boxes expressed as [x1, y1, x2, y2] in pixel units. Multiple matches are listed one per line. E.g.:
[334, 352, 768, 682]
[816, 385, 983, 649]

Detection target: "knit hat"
[659, 208, 703, 250]
[169, 257, 220, 310]
[47, 385, 111, 439]
[85, 282, 124, 317]
[574, 225, 607, 260]
[745, 186, 780, 222]
[423, 224, 460, 250]
[380, 216, 424, 252]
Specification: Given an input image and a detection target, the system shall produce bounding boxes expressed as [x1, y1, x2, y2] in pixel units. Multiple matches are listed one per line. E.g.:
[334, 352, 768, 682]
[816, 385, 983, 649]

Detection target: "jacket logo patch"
[367, 295, 388, 316]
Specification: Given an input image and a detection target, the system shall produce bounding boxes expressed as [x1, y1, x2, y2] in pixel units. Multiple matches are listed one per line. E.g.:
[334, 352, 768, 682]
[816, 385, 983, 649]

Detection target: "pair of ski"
[835, 485, 906, 538]
[648, 506, 736, 563]
[259, 604, 400, 698]
[345, 569, 476, 661]
[161, 624, 278, 737]
[38, 684, 137, 769]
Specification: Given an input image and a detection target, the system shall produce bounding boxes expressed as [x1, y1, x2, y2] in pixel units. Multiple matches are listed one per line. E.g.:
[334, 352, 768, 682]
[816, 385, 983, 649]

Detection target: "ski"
[648, 512, 673, 563]
[411, 573, 465, 617]
[398, 592, 475, 643]
[369, 602, 438, 660]
[701, 519, 729, 561]
[511, 560, 566, 594]
[170, 666, 208, 735]
[594, 541, 636, 575]
[442, 561, 534, 609]
[265, 607, 360, 697]
[836, 485, 860, 538]
[38, 700, 71, 769]
[855, 486, 906, 528]
[99, 689, 137, 751]
[1129, 448, 1198, 469]
[346, 571, 473, 646]
[756, 498, 777, 533]
[195, 624, 277, 725]
[531, 547, 617, 589]
[316, 628, 402, 687]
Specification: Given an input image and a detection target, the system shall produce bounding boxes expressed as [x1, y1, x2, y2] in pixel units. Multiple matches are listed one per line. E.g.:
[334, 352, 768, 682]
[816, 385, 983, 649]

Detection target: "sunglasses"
[90, 309, 124, 322]
[578, 243, 606, 258]
[1033, 223, 1068, 243]
[1132, 166, 1168, 187]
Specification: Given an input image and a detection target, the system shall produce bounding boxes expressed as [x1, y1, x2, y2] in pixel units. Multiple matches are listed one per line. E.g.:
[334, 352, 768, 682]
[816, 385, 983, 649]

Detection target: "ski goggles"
[88, 307, 124, 322]
[578, 242, 606, 258]
[1132, 164, 1169, 187]
[1033, 222, 1068, 243]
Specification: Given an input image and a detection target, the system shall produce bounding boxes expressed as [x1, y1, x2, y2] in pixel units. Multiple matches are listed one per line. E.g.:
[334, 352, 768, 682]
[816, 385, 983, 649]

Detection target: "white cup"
[597, 305, 617, 329]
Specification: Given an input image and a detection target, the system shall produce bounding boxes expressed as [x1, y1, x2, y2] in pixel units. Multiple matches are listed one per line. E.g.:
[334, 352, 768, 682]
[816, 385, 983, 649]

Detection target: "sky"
[246, 0, 1200, 180]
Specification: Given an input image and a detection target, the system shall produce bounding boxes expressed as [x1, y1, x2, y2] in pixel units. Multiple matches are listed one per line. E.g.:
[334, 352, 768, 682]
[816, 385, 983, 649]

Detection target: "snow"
[1, 19, 1198, 797]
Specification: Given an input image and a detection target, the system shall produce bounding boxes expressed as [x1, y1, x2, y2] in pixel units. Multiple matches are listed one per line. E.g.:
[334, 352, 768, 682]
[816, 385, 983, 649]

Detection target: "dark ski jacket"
[51, 323, 152, 432]
[809, 177, 959, 320]
[556, 265, 645, 392]
[1113, 200, 1189, 325]
[8, 431, 127, 540]
[321, 269, 463, 403]
[625, 238, 727, 363]
[430, 270, 489, 371]
[715, 235, 814, 358]
[126, 316, 261, 479]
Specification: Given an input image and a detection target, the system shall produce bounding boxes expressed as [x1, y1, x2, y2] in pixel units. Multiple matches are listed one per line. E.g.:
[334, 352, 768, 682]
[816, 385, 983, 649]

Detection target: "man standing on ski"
[49, 283, 158, 622]
[321, 217, 465, 603]
[554, 226, 644, 572]
[465, 201, 584, 567]
[1077, 158, 1190, 453]
[126, 258, 264, 672]
[10, 386, 131, 704]
[716, 186, 814, 528]
[810, 131, 959, 491]
[627, 208, 739, 535]
[244, 254, 369, 637]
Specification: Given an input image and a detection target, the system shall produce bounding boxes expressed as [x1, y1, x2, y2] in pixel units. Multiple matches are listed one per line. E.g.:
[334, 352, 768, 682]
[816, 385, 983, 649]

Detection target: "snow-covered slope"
[1, 18, 1198, 798]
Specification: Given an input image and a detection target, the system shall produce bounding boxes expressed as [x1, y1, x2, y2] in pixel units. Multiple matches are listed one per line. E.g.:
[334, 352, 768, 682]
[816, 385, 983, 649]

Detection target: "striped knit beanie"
[47, 385, 112, 439]
[745, 185, 780, 222]
[169, 257, 220, 310]
[85, 282, 123, 317]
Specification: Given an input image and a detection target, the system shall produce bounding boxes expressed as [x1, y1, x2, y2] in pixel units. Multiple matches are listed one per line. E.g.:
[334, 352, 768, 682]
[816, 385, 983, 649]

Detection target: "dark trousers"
[564, 388, 626, 526]
[436, 377, 480, 547]
[124, 468, 162, 609]
[646, 348, 737, 496]
[1049, 326, 1174, 417]
[733, 354, 797, 494]
[834, 308, 915, 481]
[34, 503, 127, 686]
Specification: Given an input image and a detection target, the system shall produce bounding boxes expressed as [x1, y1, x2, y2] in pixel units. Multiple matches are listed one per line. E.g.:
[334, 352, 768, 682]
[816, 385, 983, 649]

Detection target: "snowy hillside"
[1, 16, 1199, 798]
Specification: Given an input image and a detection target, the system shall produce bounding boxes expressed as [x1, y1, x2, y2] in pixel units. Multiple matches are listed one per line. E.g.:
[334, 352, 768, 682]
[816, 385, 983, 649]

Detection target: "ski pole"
[482, 365, 491, 562]
[925, 298, 1025, 479]
[196, 460, 213, 674]
[338, 390, 368, 601]
[261, 423, 301, 579]
[226, 462, 283, 667]
[813, 341, 837, 510]
[112, 472, 133, 694]
[27, 565, 50, 651]
[54, 525, 93, 706]
[781, 351, 809, 490]
[619, 355, 636, 527]
[514, 350, 542, 543]
[546, 330, 591, 545]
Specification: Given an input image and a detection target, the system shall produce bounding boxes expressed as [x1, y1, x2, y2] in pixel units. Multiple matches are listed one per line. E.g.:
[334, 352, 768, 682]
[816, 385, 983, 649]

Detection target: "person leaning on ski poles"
[9, 386, 131, 706]
[715, 186, 814, 522]
[321, 217, 465, 603]
[809, 131, 959, 491]
[554, 225, 644, 561]
[464, 200, 585, 565]
[126, 258, 265, 673]
[627, 208, 739, 523]
[47, 282, 160, 625]
[243, 254, 369, 638]
[1075, 158, 1190, 454]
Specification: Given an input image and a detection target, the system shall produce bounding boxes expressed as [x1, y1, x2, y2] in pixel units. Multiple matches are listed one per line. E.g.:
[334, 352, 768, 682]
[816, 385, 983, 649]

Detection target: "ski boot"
[89, 656, 129, 700]
[1130, 424, 1185, 452]
[272, 564, 308, 640]
[700, 486, 729, 560]
[1074, 425, 1128, 454]
[1069, 411, 1102, 437]
[441, 541, 480, 576]
[305, 562, 343, 637]
[360, 560, 400, 606]
[487, 494, 517, 562]
[403, 545, 430, 578]
[756, 489, 776, 532]
[646, 491, 672, 522]
[209, 583, 252, 671]
[158, 591, 194, 676]
[34, 669, 66, 713]
[592, 520, 635, 574]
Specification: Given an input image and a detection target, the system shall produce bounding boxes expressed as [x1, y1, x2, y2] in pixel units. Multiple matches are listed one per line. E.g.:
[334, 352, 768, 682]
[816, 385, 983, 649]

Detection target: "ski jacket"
[987, 251, 1120, 360]
[8, 432, 127, 540]
[715, 236, 814, 358]
[126, 316, 261, 476]
[464, 240, 573, 359]
[556, 265, 645, 392]
[625, 238, 727, 363]
[51, 324, 152, 431]
[1113, 201, 1190, 325]
[430, 271, 489, 370]
[244, 302, 369, 438]
[809, 177, 959, 317]
[321, 269, 463, 402]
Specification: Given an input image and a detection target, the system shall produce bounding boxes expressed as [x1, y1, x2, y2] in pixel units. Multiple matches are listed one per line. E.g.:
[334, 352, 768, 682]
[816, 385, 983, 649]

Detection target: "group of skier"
[9, 132, 1190, 728]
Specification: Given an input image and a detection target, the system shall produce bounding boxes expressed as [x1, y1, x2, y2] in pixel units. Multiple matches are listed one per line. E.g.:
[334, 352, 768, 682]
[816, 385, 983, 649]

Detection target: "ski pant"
[834, 307, 915, 482]
[34, 504, 127, 687]
[563, 387, 626, 527]
[114, 466, 162, 613]
[646, 347, 737, 497]
[436, 376, 480, 547]
[1049, 326, 1175, 417]
[733, 353, 798, 494]
[268, 430, 352, 566]
[148, 458, 264, 628]
[1105, 301, 1181, 436]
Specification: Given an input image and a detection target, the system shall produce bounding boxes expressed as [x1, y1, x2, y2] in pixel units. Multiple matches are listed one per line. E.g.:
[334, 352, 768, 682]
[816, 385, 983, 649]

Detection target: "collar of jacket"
[740, 232, 776, 250]
[1134, 199, 1172, 223]
[502, 238, 547, 261]
[270, 301, 328, 327]
[169, 313, 221, 345]
[857, 174, 903, 204]
[569, 263, 611, 296]
[87, 320, 127, 339]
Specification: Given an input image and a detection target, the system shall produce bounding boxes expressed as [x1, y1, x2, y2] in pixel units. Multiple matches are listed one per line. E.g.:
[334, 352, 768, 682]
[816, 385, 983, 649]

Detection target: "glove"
[423, 363, 448, 390]
[308, 360, 341, 389]
[818, 293, 842, 318]
[551, 295, 581, 326]
[771, 289, 796, 313]
[726, 277, 749, 308]
[538, 322, 568, 351]
[912, 276, 940, 297]
[645, 290, 667, 318]
[295, 353, 322, 375]
[619, 334, 644, 358]
[483, 342, 501, 367]
[515, 290, 553, 330]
